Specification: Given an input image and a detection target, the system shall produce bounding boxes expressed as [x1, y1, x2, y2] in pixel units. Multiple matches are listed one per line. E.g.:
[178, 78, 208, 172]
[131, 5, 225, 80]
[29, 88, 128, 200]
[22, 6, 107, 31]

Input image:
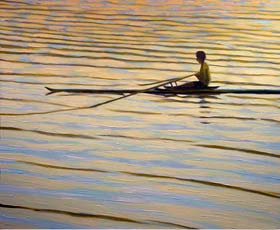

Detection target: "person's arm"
[195, 64, 203, 81]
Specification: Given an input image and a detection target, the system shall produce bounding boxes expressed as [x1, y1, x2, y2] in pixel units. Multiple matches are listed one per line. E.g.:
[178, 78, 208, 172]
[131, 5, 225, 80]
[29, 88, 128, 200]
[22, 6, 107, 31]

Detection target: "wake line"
[0, 91, 157, 116]
[4, 16, 146, 29]
[2, 26, 280, 58]
[3, 15, 280, 41]
[0, 126, 101, 141]
[0, 97, 75, 108]
[196, 144, 280, 159]
[2, 18, 146, 30]
[169, 112, 276, 123]
[0, 2, 276, 18]
[0, 203, 196, 228]
[1, 0, 33, 5]
[1, 23, 280, 57]
[0, 72, 118, 81]
[0, 203, 142, 223]
[3, 9, 279, 37]
[154, 22, 280, 35]
[2, 26, 280, 53]
[0, 70, 279, 80]
[152, 28, 280, 41]
[2, 45, 280, 66]
[0, 79, 123, 87]
[120, 171, 280, 199]
[2, 0, 275, 14]
[0, 106, 104, 116]
[1, 55, 280, 72]
[170, 114, 279, 124]
[3, 158, 280, 199]
[149, 220, 197, 229]
[3, 95, 277, 112]
[0, 50, 196, 65]
[15, 159, 107, 173]
[0, 58, 188, 72]
[0, 21, 157, 39]
[2, 35, 279, 59]
[1, 4, 279, 21]
[0, 34, 237, 57]
[0, 24, 158, 40]
[1, 126, 193, 143]
[2, 126, 279, 159]
[214, 81, 280, 88]
[2, 23, 277, 54]
[1, 103, 280, 126]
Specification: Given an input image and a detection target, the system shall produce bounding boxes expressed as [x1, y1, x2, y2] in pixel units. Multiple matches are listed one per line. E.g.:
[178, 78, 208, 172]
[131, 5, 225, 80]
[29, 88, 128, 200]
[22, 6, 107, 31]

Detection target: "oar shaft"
[139, 73, 194, 86]
[139, 77, 178, 86]
[137, 73, 195, 93]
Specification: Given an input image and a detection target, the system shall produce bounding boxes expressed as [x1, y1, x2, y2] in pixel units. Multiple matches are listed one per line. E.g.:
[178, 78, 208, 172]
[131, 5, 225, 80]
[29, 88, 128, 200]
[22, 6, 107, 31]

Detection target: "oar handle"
[142, 73, 195, 92]
[138, 74, 194, 87]
[139, 77, 178, 86]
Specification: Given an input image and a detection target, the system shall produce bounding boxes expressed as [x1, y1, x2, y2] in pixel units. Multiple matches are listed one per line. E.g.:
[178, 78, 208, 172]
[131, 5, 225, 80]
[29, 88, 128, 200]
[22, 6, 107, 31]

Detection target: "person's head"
[196, 51, 206, 64]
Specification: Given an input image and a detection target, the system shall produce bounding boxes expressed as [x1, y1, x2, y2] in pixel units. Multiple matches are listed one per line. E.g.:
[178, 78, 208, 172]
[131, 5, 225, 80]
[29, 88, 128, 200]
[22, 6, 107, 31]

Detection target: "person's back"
[196, 60, 211, 86]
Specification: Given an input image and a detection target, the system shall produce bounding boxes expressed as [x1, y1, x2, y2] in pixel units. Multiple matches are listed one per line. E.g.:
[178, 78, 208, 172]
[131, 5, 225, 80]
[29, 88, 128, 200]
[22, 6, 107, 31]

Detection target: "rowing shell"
[45, 86, 280, 95]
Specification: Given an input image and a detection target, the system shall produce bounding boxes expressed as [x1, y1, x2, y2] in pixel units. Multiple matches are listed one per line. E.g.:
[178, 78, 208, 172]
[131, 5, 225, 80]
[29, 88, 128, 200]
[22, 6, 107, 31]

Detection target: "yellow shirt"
[196, 62, 211, 86]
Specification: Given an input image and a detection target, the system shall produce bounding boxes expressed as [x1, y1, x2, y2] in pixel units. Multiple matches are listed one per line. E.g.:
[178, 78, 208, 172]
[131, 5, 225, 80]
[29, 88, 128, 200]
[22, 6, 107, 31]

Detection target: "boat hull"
[45, 87, 280, 95]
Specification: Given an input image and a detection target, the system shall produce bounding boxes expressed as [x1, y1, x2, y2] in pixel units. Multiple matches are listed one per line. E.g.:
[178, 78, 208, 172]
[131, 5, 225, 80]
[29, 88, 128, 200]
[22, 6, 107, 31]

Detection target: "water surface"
[1, 0, 280, 228]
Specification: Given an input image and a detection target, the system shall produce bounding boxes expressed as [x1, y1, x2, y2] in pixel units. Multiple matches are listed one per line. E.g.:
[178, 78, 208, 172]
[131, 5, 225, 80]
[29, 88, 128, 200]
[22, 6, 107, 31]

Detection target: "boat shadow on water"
[159, 93, 220, 106]
[159, 94, 221, 125]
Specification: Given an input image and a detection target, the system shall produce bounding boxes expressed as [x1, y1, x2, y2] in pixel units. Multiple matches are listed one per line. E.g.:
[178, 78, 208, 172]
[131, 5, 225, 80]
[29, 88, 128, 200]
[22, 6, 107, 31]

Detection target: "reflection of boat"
[45, 86, 280, 95]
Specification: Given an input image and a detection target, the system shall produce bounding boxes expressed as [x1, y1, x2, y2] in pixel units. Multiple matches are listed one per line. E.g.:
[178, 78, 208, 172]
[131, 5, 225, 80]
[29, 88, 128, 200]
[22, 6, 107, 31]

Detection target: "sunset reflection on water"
[1, 0, 280, 228]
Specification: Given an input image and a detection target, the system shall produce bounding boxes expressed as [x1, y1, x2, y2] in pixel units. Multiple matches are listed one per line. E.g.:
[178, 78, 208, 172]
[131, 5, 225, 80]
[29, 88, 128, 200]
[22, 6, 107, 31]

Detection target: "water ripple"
[4, 158, 280, 199]
[196, 144, 280, 159]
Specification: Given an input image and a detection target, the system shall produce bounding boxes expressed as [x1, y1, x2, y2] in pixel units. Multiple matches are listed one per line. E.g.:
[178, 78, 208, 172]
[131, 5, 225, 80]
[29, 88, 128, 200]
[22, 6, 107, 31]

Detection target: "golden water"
[1, 0, 280, 228]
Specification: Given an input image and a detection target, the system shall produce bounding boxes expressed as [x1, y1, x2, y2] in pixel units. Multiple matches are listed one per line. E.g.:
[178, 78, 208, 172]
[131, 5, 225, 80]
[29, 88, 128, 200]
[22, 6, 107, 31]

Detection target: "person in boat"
[170, 51, 211, 89]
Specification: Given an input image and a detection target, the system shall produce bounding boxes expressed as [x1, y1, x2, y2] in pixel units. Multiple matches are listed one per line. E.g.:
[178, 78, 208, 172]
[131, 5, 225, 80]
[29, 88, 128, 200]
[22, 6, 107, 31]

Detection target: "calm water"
[1, 0, 280, 228]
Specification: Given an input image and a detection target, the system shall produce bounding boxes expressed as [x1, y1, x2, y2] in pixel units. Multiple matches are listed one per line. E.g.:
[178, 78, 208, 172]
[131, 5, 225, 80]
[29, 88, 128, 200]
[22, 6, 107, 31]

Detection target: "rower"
[167, 51, 211, 89]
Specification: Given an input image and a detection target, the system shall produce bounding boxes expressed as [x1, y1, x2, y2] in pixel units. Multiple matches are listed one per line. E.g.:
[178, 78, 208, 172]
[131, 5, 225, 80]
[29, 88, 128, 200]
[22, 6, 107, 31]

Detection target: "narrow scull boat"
[45, 87, 280, 95]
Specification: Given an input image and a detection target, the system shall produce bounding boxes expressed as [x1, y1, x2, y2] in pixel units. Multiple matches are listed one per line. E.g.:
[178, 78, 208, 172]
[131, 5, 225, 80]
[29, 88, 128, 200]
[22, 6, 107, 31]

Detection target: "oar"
[138, 73, 194, 86]
[44, 73, 195, 114]
[85, 73, 195, 109]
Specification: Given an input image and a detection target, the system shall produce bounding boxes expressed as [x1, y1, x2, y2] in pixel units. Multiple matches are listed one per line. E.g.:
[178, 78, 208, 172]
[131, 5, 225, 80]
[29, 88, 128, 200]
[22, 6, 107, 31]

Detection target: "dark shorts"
[193, 81, 207, 88]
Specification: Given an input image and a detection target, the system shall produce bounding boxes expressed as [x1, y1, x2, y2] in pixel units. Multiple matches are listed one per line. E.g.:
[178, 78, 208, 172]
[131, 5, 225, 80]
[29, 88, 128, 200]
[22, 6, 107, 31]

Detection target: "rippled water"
[1, 0, 280, 228]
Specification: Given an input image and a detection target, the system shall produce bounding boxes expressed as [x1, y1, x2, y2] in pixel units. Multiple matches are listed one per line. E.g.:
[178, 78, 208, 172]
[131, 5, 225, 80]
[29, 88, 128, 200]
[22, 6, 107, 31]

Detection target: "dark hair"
[196, 51, 206, 61]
